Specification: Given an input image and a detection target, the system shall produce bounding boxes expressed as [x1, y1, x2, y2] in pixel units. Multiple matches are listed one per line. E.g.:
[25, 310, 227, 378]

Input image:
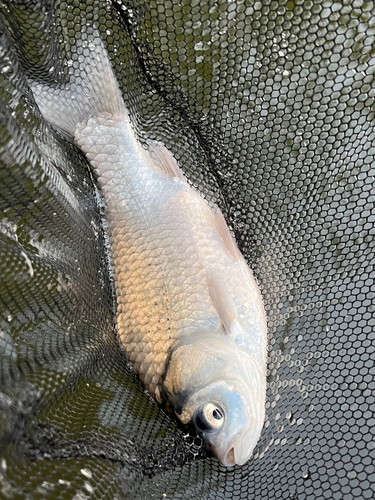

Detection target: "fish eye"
[194, 403, 224, 432]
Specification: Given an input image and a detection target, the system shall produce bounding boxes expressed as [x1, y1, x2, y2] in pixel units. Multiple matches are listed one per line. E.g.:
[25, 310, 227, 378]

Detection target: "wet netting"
[0, 0, 374, 498]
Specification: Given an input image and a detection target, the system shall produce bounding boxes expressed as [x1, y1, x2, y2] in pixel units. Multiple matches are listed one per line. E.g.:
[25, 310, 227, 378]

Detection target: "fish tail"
[30, 25, 128, 138]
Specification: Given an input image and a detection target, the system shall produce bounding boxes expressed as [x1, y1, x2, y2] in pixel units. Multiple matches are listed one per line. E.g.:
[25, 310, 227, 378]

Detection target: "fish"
[30, 26, 267, 467]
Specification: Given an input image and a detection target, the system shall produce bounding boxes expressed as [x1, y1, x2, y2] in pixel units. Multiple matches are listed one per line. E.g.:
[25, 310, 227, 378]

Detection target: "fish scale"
[80, 119, 218, 394]
[30, 28, 267, 467]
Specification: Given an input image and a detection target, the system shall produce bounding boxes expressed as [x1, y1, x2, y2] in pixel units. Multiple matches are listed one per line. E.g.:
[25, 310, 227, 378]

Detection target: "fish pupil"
[213, 408, 222, 420]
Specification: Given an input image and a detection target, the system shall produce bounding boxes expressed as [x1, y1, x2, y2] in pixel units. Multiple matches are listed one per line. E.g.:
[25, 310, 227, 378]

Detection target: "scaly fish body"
[31, 28, 267, 467]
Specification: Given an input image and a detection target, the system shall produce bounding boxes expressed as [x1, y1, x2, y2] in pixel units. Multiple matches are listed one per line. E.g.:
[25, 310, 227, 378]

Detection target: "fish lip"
[225, 447, 236, 466]
[207, 441, 240, 467]
[216, 445, 237, 467]
[202, 407, 263, 467]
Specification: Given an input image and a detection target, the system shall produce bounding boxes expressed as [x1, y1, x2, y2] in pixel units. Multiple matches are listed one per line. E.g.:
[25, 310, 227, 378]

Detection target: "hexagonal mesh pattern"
[0, 0, 374, 499]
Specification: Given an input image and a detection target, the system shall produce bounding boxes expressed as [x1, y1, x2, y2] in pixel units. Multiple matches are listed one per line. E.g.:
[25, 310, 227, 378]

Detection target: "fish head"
[189, 379, 262, 466]
[162, 339, 265, 466]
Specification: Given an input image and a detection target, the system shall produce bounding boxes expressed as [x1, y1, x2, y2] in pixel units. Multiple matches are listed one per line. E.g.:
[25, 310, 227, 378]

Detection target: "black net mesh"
[0, 0, 374, 498]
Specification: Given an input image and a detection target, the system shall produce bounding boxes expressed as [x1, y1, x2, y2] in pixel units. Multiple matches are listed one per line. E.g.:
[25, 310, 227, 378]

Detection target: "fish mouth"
[225, 447, 235, 466]
[209, 444, 237, 467]
[208, 433, 252, 467]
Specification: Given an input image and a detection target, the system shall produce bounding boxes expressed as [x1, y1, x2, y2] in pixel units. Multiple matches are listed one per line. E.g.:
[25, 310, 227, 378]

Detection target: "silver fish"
[31, 28, 267, 467]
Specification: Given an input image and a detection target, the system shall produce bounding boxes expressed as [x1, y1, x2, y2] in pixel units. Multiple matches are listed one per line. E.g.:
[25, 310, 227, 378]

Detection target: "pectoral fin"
[212, 207, 242, 262]
[207, 273, 238, 336]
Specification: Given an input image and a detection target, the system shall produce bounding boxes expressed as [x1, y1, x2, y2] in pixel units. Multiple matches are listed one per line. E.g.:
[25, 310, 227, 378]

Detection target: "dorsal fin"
[207, 273, 238, 335]
[145, 139, 185, 181]
[213, 207, 242, 262]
